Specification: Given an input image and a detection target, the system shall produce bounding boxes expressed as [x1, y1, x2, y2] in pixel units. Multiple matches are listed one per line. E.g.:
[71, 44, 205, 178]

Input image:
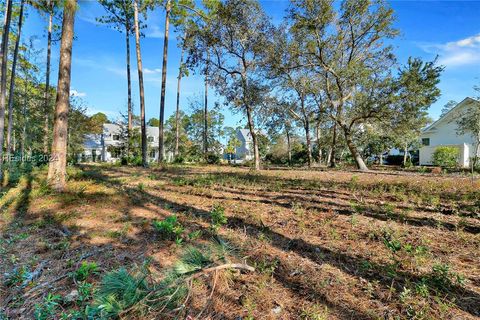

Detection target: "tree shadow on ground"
[87, 166, 480, 318]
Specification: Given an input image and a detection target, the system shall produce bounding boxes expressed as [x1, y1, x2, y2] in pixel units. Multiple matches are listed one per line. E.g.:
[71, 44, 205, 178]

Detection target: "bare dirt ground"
[0, 164, 479, 319]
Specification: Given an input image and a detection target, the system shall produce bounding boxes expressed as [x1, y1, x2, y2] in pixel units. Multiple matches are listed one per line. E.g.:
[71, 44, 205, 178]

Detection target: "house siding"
[419, 98, 480, 167]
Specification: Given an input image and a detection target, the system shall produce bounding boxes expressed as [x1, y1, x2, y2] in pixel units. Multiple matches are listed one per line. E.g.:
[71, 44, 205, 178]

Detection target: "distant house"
[81, 123, 164, 162]
[419, 97, 480, 167]
[235, 129, 254, 161]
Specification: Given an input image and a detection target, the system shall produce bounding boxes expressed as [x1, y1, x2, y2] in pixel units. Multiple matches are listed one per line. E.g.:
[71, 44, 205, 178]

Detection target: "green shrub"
[428, 263, 465, 291]
[173, 155, 185, 164]
[74, 261, 99, 282]
[152, 215, 184, 241]
[206, 152, 220, 164]
[209, 204, 227, 232]
[432, 146, 459, 168]
[34, 293, 62, 320]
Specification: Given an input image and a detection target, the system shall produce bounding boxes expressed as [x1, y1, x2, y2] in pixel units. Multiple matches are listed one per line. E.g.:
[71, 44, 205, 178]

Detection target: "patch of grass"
[254, 258, 278, 277]
[301, 304, 329, 320]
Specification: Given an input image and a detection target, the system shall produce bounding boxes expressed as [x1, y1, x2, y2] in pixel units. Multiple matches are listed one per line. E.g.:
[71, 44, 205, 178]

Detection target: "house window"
[112, 134, 120, 141]
[150, 150, 156, 158]
[148, 136, 154, 142]
[422, 138, 430, 146]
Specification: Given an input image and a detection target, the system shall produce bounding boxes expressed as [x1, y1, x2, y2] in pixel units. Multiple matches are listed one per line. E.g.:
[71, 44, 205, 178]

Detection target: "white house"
[235, 129, 254, 161]
[81, 123, 163, 162]
[232, 128, 269, 161]
[419, 97, 480, 168]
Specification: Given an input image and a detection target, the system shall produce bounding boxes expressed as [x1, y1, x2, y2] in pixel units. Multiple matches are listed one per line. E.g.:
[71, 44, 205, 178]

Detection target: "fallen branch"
[185, 263, 255, 282]
[21, 261, 47, 288]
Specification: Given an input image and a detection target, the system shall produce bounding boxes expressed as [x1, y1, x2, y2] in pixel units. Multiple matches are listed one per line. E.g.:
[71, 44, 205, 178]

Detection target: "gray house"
[81, 123, 164, 162]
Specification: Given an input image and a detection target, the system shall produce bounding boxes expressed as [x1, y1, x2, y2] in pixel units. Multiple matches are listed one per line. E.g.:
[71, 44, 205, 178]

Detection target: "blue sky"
[22, 0, 480, 128]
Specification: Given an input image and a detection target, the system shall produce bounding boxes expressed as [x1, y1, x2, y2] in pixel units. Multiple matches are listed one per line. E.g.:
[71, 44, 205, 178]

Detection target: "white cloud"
[145, 24, 164, 39]
[144, 68, 162, 74]
[420, 33, 480, 67]
[70, 89, 86, 97]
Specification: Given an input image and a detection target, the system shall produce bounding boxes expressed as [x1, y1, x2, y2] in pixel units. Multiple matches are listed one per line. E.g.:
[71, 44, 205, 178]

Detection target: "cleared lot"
[1, 164, 479, 319]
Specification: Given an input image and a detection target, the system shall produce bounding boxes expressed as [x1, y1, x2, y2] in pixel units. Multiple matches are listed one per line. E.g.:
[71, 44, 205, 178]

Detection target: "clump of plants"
[209, 204, 228, 232]
[73, 261, 99, 282]
[91, 242, 251, 319]
[152, 215, 184, 243]
[432, 146, 459, 168]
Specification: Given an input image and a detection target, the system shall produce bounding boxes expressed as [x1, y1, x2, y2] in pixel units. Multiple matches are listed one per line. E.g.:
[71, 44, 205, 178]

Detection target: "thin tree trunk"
[286, 128, 291, 166]
[343, 128, 368, 171]
[158, 0, 170, 163]
[326, 147, 331, 165]
[6, 0, 24, 159]
[304, 121, 312, 168]
[133, 0, 147, 167]
[47, 0, 77, 191]
[329, 122, 337, 168]
[0, 0, 13, 180]
[126, 20, 132, 133]
[204, 53, 209, 157]
[246, 106, 260, 170]
[403, 143, 408, 166]
[43, 10, 53, 154]
[316, 121, 322, 162]
[300, 94, 312, 167]
[21, 84, 26, 160]
[175, 34, 186, 157]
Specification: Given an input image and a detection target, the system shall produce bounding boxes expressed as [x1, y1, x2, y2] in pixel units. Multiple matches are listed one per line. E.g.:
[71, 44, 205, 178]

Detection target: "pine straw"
[1, 164, 479, 319]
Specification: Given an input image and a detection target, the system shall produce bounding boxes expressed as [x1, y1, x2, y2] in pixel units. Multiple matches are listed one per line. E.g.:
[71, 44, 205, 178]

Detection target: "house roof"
[102, 123, 159, 137]
[238, 129, 252, 142]
[422, 97, 480, 133]
[237, 128, 268, 142]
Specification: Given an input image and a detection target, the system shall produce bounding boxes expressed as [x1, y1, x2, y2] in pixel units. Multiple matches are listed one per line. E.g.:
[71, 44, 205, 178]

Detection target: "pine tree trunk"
[158, 0, 170, 163]
[329, 122, 337, 168]
[0, 0, 13, 180]
[175, 34, 185, 157]
[133, 0, 147, 167]
[204, 53, 209, 157]
[43, 10, 53, 154]
[204, 72, 208, 157]
[47, 0, 76, 191]
[126, 20, 132, 133]
[6, 0, 24, 159]
[343, 128, 368, 171]
[246, 106, 260, 170]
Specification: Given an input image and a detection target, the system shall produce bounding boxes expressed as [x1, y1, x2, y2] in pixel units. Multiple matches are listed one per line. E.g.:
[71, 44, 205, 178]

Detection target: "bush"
[173, 155, 185, 164]
[153, 215, 184, 242]
[205, 152, 220, 165]
[432, 146, 459, 168]
[209, 204, 227, 232]
[73, 261, 98, 281]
